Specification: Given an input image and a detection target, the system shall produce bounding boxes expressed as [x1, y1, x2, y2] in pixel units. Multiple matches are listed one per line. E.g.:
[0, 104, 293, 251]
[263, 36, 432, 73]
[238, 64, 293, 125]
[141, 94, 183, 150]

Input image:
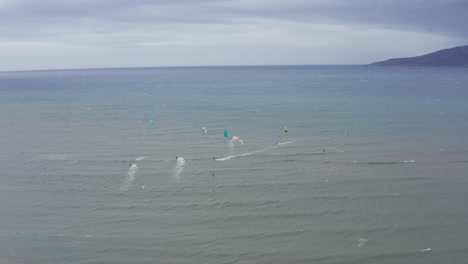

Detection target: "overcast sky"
[0, 0, 467, 71]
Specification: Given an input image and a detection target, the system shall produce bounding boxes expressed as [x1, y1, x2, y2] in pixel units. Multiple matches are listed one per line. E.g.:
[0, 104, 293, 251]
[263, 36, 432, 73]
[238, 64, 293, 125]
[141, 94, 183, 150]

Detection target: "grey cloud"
[212, 0, 468, 38]
[0, 0, 466, 71]
[0, 0, 230, 40]
[1, 0, 467, 37]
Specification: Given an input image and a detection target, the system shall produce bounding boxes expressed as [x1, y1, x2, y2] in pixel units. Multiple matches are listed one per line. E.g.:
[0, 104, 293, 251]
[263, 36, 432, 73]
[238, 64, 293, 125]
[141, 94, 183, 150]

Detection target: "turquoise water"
[1, 66, 468, 263]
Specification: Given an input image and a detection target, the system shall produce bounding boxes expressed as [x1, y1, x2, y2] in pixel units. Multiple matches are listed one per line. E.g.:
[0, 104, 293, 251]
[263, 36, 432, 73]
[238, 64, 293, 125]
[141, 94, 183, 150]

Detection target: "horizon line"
[0, 64, 363, 74]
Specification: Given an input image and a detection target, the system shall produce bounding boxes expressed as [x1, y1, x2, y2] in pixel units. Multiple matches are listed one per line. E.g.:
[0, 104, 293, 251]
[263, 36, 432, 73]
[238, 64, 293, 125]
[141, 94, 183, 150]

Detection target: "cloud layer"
[0, 0, 466, 70]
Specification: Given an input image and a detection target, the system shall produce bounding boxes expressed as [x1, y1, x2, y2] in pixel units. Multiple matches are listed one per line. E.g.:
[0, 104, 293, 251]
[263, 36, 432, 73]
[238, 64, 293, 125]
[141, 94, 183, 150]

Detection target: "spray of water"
[121, 164, 137, 191]
[173, 157, 185, 182]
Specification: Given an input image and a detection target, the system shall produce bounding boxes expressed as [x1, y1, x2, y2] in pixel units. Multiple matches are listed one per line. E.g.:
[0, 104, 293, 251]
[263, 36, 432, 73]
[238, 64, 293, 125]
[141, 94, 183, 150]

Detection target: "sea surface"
[1, 65, 468, 264]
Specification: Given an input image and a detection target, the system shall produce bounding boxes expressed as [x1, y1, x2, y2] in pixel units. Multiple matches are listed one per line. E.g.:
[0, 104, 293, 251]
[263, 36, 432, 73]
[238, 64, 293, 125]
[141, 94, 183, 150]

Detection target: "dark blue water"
[1, 66, 468, 263]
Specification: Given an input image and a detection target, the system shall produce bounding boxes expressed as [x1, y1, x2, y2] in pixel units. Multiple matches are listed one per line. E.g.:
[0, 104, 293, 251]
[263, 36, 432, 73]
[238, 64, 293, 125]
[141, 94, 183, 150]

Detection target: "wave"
[326, 146, 345, 153]
[363, 250, 431, 262]
[262, 158, 302, 163]
[271, 151, 326, 158]
[207, 210, 351, 223]
[358, 238, 368, 248]
[40, 154, 71, 161]
[353, 160, 415, 165]
[344, 141, 384, 147]
[246, 229, 305, 240]
[5, 231, 93, 241]
[91, 205, 140, 211]
[135, 157, 145, 161]
[155, 199, 280, 212]
[419, 160, 468, 165]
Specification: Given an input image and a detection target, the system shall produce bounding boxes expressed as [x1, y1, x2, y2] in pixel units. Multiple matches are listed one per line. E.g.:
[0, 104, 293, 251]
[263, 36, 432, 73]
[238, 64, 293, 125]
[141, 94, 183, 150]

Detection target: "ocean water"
[1, 65, 468, 264]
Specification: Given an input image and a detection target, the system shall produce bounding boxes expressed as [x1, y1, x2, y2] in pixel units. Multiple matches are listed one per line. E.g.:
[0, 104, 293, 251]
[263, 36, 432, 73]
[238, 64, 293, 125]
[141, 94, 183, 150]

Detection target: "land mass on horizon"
[369, 45, 468, 67]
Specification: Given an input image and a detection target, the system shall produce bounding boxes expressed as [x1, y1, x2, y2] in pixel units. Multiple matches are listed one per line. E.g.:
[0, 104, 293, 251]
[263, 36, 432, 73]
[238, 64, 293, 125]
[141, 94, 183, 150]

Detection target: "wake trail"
[216, 141, 294, 161]
[121, 164, 137, 191]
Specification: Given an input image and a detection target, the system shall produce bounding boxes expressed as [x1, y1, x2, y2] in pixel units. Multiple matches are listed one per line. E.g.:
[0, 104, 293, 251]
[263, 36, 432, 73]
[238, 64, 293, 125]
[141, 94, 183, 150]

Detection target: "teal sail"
[224, 129, 228, 137]
[150, 120, 155, 125]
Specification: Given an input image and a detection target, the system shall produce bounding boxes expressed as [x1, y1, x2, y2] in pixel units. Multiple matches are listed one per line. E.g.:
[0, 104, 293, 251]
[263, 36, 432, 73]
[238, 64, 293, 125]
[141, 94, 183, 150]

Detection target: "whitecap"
[358, 238, 368, 248]
[328, 147, 345, 153]
[44, 154, 70, 161]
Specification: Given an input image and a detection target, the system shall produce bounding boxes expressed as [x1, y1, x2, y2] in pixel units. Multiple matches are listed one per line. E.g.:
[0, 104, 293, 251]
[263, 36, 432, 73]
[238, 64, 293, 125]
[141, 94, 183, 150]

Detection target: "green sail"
[284, 126, 288, 132]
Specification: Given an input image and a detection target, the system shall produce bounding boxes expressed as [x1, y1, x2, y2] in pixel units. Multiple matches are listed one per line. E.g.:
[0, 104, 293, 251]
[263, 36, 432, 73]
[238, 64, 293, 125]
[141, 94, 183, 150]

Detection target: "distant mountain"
[369, 46, 468, 67]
